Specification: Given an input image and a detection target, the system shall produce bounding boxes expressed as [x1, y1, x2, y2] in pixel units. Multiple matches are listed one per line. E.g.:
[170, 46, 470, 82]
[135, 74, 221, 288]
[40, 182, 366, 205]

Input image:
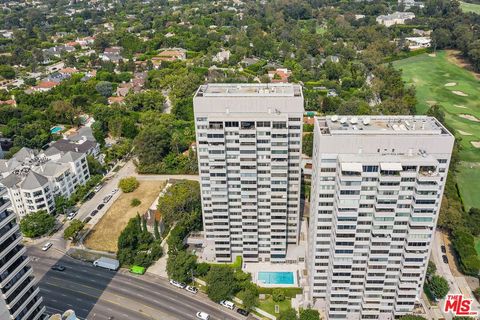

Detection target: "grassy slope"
[393, 51, 480, 209]
[475, 237, 480, 257]
[460, 1, 480, 14]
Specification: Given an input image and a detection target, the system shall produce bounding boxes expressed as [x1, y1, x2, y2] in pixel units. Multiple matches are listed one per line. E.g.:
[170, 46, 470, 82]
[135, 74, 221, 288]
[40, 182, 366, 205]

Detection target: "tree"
[63, 219, 85, 240]
[299, 309, 320, 320]
[157, 180, 201, 227]
[166, 250, 197, 283]
[206, 266, 236, 302]
[426, 260, 437, 277]
[302, 133, 313, 157]
[153, 219, 161, 240]
[20, 211, 56, 238]
[273, 288, 286, 302]
[54, 195, 70, 215]
[95, 81, 113, 97]
[87, 155, 104, 176]
[466, 208, 480, 236]
[0, 65, 15, 79]
[195, 262, 210, 277]
[125, 90, 166, 112]
[118, 177, 139, 193]
[238, 283, 258, 311]
[278, 308, 297, 320]
[426, 275, 450, 299]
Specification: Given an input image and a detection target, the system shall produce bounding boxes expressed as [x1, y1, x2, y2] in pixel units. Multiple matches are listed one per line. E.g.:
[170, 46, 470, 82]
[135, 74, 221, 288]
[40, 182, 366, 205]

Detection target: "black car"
[236, 308, 249, 316]
[51, 264, 66, 271]
[441, 245, 446, 253]
[442, 254, 449, 263]
[91, 210, 98, 216]
[97, 203, 105, 210]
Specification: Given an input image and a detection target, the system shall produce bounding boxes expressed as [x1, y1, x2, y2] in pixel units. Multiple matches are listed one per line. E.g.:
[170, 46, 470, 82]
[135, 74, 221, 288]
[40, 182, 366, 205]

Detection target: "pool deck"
[244, 262, 301, 288]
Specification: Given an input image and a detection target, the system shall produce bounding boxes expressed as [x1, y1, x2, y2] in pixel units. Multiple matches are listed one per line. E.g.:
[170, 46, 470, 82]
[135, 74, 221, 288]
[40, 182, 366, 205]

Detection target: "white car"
[111, 188, 119, 194]
[42, 242, 53, 251]
[196, 312, 210, 320]
[67, 212, 77, 220]
[93, 185, 103, 193]
[169, 279, 186, 289]
[220, 300, 235, 310]
[185, 285, 198, 294]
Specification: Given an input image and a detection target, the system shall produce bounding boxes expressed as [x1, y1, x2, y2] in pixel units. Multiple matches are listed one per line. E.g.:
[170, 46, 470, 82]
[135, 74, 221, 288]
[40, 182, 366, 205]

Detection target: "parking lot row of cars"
[169, 279, 250, 319]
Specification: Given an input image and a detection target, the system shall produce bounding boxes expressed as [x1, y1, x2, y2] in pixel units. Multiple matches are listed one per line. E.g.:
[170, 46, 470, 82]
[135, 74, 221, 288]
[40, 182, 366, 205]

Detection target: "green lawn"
[257, 296, 291, 315]
[475, 237, 480, 257]
[460, 1, 480, 14]
[456, 162, 480, 211]
[393, 51, 480, 209]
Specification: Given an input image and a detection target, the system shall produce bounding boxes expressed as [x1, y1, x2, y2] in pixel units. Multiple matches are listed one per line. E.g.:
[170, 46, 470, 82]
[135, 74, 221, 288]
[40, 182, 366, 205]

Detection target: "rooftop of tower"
[195, 83, 302, 97]
[317, 115, 452, 136]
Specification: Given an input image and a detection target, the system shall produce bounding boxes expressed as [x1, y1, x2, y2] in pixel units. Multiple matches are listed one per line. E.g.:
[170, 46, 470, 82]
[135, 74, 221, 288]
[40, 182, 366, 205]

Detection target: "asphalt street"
[27, 247, 246, 320]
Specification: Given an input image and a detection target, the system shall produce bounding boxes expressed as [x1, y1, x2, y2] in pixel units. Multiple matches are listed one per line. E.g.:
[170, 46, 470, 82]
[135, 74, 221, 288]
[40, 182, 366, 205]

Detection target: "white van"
[220, 300, 234, 310]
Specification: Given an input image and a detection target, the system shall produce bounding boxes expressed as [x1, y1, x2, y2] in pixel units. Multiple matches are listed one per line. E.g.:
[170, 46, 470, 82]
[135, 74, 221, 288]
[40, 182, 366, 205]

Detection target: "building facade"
[308, 116, 454, 319]
[0, 147, 90, 218]
[0, 187, 46, 320]
[194, 83, 304, 263]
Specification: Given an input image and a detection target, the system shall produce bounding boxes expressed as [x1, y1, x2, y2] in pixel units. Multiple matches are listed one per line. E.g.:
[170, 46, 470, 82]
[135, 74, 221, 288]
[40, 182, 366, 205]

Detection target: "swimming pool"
[258, 271, 294, 285]
[50, 126, 62, 134]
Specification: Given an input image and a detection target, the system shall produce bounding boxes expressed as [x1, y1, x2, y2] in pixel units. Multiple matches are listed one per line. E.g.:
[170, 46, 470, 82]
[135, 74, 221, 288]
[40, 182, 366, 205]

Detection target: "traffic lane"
[29, 251, 240, 320]
[40, 278, 154, 320]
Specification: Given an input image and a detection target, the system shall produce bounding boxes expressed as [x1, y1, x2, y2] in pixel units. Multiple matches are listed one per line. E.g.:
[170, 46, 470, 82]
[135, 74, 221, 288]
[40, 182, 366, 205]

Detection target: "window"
[362, 165, 378, 173]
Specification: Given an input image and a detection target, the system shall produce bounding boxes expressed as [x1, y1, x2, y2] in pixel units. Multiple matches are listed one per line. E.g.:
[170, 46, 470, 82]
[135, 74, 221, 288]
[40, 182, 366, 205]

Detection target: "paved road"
[28, 246, 246, 320]
[431, 230, 480, 319]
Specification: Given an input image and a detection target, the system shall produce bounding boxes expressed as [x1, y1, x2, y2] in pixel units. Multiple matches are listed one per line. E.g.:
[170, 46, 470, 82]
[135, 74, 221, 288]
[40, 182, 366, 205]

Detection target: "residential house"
[376, 12, 415, 27]
[100, 47, 124, 63]
[151, 48, 186, 68]
[108, 96, 125, 105]
[405, 36, 431, 49]
[31, 81, 59, 92]
[213, 49, 231, 63]
[268, 68, 291, 83]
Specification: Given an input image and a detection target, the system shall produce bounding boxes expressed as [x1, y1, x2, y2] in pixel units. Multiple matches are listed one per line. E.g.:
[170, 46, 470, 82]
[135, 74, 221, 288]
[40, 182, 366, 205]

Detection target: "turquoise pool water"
[258, 272, 294, 285]
[50, 126, 62, 134]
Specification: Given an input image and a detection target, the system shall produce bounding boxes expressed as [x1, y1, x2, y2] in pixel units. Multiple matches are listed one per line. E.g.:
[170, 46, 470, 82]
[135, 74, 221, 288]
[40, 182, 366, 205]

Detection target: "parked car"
[51, 264, 66, 271]
[441, 245, 446, 253]
[93, 185, 103, 193]
[42, 242, 52, 251]
[220, 300, 235, 310]
[91, 210, 98, 216]
[97, 203, 105, 210]
[442, 255, 449, 263]
[67, 212, 77, 220]
[111, 188, 119, 194]
[84, 217, 92, 223]
[169, 279, 186, 289]
[236, 308, 249, 316]
[103, 195, 112, 203]
[185, 286, 198, 294]
[196, 312, 210, 320]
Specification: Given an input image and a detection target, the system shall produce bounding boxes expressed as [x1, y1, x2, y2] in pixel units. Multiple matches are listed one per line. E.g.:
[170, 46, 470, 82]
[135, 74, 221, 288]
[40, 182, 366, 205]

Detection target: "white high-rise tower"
[308, 115, 454, 319]
[194, 83, 304, 263]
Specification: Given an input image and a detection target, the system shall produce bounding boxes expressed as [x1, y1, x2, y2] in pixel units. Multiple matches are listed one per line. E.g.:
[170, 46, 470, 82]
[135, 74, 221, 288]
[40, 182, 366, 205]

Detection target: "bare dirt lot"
[84, 180, 165, 252]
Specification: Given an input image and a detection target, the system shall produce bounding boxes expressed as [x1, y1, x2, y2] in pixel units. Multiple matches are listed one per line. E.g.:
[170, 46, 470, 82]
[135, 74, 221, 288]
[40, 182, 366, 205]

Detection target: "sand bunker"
[459, 114, 480, 122]
[458, 130, 472, 136]
[444, 82, 457, 87]
[454, 105, 467, 109]
[452, 90, 468, 96]
[471, 141, 480, 148]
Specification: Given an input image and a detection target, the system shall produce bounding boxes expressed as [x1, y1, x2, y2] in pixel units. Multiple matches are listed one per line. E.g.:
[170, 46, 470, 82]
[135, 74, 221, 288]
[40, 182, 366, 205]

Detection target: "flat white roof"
[195, 83, 302, 98]
[317, 115, 452, 136]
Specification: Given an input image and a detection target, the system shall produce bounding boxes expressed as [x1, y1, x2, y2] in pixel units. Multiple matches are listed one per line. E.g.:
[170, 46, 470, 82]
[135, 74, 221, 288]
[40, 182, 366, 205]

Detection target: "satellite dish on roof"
[331, 115, 338, 122]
